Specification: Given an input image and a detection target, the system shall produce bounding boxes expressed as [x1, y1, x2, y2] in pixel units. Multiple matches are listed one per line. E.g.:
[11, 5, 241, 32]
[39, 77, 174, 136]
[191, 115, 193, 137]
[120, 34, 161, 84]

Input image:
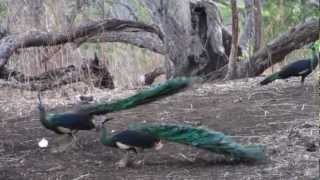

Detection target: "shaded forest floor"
[0, 76, 319, 180]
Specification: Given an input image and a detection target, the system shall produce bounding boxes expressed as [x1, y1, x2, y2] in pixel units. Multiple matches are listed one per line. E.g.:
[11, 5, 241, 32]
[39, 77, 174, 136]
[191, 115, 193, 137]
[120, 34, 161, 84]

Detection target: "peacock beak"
[154, 141, 163, 150]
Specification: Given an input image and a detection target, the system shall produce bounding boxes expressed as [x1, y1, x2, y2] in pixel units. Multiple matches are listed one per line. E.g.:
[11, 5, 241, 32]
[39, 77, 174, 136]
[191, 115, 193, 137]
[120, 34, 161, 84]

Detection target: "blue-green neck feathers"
[311, 47, 319, 69]
[100, 125, 113, 146]
[38, 96, 55, 129]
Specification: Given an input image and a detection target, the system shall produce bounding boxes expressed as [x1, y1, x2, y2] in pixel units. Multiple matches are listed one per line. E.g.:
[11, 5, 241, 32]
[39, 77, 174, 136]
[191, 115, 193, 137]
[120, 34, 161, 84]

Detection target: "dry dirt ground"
[0, 77, 319, 180]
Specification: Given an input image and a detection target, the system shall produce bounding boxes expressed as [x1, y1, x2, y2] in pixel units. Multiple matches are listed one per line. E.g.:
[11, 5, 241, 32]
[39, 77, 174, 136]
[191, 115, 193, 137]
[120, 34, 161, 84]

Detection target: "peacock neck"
[100, 125, 113, 146]
[311, 49, 319, 69]
[39, 107, 51, 128]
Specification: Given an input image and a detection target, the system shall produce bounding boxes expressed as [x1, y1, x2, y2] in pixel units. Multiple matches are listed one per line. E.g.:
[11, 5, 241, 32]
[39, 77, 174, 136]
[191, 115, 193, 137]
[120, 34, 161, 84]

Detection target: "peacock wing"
[48, 113, 94, 130]
[112, 130, 158, 149]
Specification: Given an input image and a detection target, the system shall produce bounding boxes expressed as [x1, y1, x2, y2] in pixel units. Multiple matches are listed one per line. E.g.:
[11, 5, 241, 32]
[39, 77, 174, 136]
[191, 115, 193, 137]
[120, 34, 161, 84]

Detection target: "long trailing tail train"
[128, 123, 266, 161]
[78, 77, 191, 115]
[38, 77, 191, 136]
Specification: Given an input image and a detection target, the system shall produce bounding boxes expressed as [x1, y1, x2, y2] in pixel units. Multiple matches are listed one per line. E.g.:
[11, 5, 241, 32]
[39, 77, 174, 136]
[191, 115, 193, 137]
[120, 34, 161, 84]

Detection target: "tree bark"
[225, 0, 239, 80]
[157, 0, 229, 78]
[253, 0, 262, 52]
[240, 0, 262, 54]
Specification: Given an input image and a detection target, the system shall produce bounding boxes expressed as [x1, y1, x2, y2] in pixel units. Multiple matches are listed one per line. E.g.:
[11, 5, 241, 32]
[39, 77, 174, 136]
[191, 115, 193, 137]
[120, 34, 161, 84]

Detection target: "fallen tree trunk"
[209, 18, 319, 80]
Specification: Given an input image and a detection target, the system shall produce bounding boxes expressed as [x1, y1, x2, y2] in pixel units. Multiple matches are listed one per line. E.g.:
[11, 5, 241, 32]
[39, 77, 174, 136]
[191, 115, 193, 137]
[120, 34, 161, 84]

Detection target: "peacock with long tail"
[79, 77, 190, 115]
[260, 43, 319, 86]
[37, 77, 190, 150]
[128, 123, 266, 161]
[100, 118, 163, 168]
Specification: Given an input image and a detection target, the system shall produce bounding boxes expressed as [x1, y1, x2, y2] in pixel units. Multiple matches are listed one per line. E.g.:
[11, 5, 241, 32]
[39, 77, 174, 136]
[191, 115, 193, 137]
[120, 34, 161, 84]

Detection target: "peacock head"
[154, 139, 164, 150]
[96, 117, 114, 131]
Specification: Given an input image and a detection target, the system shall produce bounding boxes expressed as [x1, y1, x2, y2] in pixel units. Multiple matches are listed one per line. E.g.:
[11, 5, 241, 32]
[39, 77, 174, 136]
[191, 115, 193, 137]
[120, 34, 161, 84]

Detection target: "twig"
[72, 173, 91, 180]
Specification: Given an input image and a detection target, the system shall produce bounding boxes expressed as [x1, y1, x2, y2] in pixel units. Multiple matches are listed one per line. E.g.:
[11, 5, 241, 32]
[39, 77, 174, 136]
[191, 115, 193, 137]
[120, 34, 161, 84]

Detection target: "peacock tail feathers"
[79, 77, 191, 115]
[128, 123, 266, 161]
[260, 72, 279, 85]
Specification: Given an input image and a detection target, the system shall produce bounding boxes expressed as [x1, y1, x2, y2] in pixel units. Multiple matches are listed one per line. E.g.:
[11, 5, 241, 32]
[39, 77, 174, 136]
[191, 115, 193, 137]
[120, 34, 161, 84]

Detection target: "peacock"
[78, 77, 191, 115]
[128, 123, 266, 161]
[260, 44, 319, 85]
[100, 118, 163, 168]
[37, 77, 190, 150]
[37, 92, 95, 149]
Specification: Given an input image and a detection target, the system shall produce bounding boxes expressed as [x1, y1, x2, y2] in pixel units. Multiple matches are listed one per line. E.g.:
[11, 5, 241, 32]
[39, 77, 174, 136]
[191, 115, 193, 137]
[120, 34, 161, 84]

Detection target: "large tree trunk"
[240, 0, 262, 54]
[159, 0, 228, 78]
[225, 0, 239, 80]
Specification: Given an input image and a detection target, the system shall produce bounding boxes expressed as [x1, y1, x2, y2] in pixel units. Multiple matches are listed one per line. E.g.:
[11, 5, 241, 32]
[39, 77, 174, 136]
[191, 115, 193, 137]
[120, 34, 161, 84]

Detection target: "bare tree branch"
[77, 31, 165, 54]
[0, 19, 164, 69]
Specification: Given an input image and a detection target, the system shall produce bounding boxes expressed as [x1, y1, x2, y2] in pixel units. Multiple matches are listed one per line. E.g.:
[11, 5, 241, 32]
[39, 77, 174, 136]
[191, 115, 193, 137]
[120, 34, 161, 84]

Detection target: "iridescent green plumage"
[129, 123, 266, 161]
[79, 77, 191, 115]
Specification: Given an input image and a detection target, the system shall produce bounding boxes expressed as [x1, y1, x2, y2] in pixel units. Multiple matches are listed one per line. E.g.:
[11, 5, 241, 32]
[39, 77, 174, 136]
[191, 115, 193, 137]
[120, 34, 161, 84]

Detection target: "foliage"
[0, 0, 7, 19]
[262, 0, 319, 42]
[217, 0, 319, 44]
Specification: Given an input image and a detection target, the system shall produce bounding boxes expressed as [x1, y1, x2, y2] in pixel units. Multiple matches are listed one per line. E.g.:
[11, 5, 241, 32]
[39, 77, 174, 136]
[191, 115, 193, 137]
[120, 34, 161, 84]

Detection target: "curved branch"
[78, 31, 165, 54]
[0, 19, 164, 69]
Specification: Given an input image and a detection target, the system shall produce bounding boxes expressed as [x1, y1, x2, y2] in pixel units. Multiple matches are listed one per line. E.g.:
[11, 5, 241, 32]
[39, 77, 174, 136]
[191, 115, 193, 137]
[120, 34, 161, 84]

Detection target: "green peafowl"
[37, 92, 95, 150]
[100, 118, 163, 168]
[78, 77, 191, 115]
[260, 44, 319, 86]
[38, 77, 190, 151]
[129, 123, 266, 161]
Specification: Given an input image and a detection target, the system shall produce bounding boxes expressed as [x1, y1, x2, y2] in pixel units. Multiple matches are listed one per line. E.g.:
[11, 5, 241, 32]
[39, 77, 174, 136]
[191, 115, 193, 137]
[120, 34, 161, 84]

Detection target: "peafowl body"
[38, 77, 190, 143]
[129, 123, 265, 161]
[260, 46, 319, 85]
[100, 119, 163, 167]
[38, 93, 95, 135]
[100, 121, 162, 152]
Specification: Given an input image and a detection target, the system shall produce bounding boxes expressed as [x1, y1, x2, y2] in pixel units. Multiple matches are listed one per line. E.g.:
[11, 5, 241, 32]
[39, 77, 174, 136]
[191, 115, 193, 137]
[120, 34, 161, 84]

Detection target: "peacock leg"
[50, 134, 73, 153]
[133, 148, 145, 166]
[301, 76, 305, 86]
[115, 152, 129, 168]
[70, 131, 83, 148]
